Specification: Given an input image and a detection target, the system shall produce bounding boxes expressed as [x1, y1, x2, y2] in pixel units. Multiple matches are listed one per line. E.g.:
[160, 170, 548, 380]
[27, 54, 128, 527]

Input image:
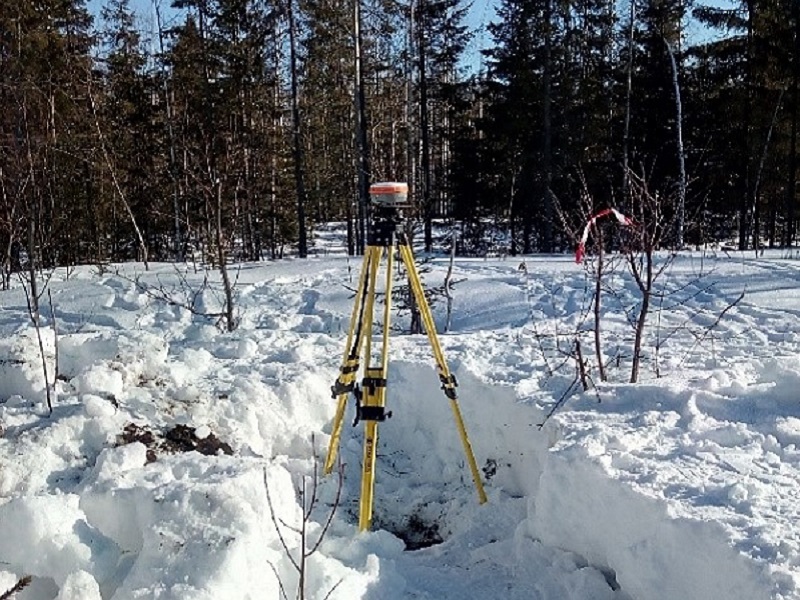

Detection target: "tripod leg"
[325, 248, 375, 475]
[358, 243, 395, 531]
[398, 238, 488, 505]
[358, 367, 386, 531]
[360, 246, 383, 364]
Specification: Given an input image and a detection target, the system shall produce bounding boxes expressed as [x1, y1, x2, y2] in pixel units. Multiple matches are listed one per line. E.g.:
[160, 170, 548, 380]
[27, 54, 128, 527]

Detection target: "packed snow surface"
[1, 240, 800, 599]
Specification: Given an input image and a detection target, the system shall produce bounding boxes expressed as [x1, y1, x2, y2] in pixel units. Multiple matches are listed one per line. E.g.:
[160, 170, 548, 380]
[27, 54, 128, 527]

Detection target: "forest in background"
[0, 0, 798, 273]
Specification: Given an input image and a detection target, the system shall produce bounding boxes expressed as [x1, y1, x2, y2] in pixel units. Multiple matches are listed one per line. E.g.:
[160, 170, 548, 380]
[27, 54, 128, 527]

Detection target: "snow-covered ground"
[1, 237, 800, 599]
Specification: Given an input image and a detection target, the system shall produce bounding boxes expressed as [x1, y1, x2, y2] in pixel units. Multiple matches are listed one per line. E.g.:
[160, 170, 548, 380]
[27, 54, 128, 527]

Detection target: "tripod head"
[367, 182, 411, 246]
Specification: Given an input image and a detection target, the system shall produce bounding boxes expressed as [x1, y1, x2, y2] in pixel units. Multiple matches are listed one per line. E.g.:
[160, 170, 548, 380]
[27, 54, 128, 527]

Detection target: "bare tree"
[19, 225, 55, 415]
[213, 179, 237, 332]
[749, 88, 786, 252]
[621, 0, 636, 200]
[153, 0, 184, 262]
[555, 183, 625, 382]
[443, 231, 457, 332]
[353, 0, 370, 255]
[264, 443, 343, 600]
[121, 264, 239, 332]
[626, 170, 677, 383]
[663, 37, 686, 249]
[287, 0, 309, 258]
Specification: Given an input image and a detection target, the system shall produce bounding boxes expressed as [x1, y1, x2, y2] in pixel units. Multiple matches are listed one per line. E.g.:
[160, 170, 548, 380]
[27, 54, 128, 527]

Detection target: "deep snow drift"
[0, 240, 799, 599]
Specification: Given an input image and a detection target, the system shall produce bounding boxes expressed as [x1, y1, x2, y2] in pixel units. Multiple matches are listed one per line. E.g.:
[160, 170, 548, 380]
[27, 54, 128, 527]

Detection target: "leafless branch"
[263, 437, 345, 600]
[265, 560, 291, 600]
[678, 291, 745, 368]
[264, 468, 301, 574]
[0, 575, 32, 600]
[538, 376, 582, 429]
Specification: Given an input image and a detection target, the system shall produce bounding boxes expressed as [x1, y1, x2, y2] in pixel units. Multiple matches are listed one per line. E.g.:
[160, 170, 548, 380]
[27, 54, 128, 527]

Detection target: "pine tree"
[624, 0, 688, 197]
[98, 0, 158, 261]
[0, 0, 95, 270]
[691, 0, 792, 249]
[413, 0, 472, 251]
[302, 0, 360, 251]
[482, 0, 568, 253]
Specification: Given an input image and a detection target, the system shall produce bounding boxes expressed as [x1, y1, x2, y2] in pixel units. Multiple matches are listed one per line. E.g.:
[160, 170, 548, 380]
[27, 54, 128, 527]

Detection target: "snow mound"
[0, 255, 799, 599]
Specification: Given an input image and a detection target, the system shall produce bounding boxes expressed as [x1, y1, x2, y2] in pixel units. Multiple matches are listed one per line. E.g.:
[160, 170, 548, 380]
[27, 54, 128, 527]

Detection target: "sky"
[85, 0, 496, 69]
[0, 223, 799, 599]
[84, 0, 738, 75]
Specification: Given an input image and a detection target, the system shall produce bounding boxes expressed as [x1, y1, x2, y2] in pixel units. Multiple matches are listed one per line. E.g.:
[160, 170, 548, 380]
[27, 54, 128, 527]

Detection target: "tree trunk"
[153, 1, 183, 262]
[664, 38, 686, 248]
[541, 0, 554, 254]
[786, 2, 800, 248]
[353, 0, 370, 255]
[622, 0, 636, 202]
[288, 0, 309, 258]
[417, 4, 433, 253]
[738, 0, 755, 251]
[215, 181, 236, 332]
[751, 89, 785, 252]
[630, 279, 650, 383]
[594, 227, 606, 381]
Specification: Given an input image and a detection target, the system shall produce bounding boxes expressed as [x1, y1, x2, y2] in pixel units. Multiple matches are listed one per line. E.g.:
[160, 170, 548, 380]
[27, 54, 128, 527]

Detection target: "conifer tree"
[692, 0, 791, 248]
[302, 0, 359, 251]
[414, 0, 472, 251]
[99, 0, 158, 261]
[482, 0, 566, 253]
[0, 0, 95, 269]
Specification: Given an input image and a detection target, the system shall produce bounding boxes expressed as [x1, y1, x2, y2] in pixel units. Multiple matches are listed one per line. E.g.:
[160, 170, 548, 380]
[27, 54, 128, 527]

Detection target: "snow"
[1, 243, 800, 598]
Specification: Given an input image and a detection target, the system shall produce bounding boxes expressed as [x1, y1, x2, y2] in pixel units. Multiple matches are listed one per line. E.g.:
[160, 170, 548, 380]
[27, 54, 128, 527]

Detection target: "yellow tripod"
[324, 194, 487, 532]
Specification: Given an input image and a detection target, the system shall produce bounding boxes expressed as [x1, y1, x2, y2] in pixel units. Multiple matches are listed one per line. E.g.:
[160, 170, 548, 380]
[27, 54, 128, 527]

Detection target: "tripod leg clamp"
[357, 405, 392, 422]
[353, 374, 392, 425]
[439, 373, 458, 400]
[331, 361, 359, 398]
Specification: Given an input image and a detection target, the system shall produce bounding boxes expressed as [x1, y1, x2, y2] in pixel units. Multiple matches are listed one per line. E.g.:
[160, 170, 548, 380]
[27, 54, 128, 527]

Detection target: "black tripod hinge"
[352, 380, 392, 426]
[331, 379, 355, 398]
[439, 373, 458, 400]
[357, 405, 393, 422]
[362, 376, 387, 394]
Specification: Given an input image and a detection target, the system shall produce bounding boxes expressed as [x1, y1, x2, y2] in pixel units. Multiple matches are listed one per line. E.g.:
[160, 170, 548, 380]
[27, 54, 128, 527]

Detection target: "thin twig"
[538, 376, 582, 429]
[266, 560, 291, 600]
[678, 291, 745, 368]
[264, 468, 301, 574]
[307, 461, 343, 556]
[0, 576, 32, 600]
[321, 578, 344, 600]
[48, 289, 59, 381]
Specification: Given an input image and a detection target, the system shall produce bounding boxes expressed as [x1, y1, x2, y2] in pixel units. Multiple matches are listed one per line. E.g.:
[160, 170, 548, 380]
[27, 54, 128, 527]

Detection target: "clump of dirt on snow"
[117, 423, 233, 463]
